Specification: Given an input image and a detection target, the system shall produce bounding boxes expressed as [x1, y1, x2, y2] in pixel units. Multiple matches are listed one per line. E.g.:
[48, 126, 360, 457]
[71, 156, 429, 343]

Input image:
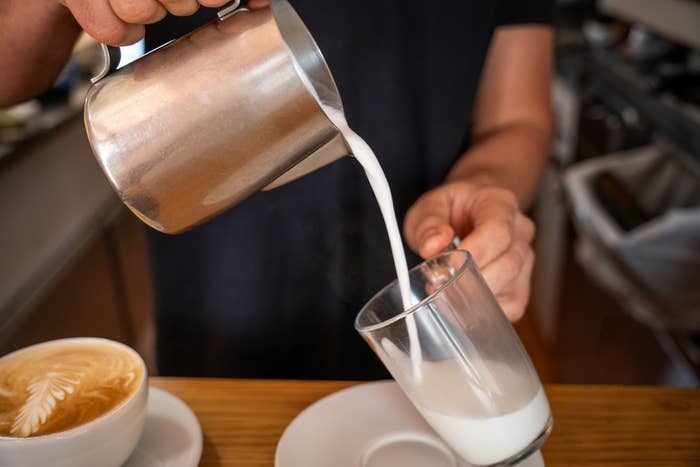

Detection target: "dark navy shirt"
[146, 0, 553, 379]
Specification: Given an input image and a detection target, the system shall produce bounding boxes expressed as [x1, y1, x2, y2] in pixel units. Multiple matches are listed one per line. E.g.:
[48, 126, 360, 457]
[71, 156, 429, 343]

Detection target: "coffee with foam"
[0, 340, 144, 438]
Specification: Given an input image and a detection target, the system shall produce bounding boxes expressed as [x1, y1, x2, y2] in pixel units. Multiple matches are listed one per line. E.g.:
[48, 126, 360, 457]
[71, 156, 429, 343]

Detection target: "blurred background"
[1, 0, 699, 386]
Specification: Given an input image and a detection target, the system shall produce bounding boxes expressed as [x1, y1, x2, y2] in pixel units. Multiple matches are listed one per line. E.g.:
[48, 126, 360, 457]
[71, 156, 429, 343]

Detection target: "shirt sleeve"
[495, 0, 554, 26]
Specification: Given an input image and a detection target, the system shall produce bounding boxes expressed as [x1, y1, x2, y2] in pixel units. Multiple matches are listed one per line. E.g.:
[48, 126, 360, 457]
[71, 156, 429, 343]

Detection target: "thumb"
[404, 192, 455, 259]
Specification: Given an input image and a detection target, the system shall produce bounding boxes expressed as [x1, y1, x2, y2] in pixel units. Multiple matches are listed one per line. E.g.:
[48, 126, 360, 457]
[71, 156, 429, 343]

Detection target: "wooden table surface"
[151, 378, 700, 466]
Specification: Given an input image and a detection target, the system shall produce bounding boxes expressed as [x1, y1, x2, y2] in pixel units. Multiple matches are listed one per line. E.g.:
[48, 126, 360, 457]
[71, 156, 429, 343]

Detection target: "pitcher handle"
[91, 0, 247, 83]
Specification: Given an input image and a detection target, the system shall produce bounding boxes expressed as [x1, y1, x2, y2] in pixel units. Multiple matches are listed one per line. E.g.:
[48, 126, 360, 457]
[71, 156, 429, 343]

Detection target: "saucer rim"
[126, 386, 203, 467]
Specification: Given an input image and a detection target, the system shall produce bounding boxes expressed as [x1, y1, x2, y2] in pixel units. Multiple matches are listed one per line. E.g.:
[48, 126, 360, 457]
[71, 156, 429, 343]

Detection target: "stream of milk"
[322, 107, 423, 382]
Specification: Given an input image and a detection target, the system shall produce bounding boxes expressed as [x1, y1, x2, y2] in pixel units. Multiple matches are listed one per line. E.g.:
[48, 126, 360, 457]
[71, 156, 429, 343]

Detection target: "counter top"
[151, 377, 700, 466]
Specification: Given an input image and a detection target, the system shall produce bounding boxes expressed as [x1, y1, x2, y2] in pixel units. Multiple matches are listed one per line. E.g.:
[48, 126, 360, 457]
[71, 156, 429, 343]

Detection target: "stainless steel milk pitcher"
[84, 0, 351, 233]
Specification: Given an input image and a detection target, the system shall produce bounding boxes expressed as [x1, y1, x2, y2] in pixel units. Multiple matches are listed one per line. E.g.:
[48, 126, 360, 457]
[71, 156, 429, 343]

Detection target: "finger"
[479, 214, 533, 294]
[158, 0, 199, 16]
[198, 0, 231, 6]
[517, 213, 536, 244]
[416, 218, 455, 258]
[66, 0, 144, 45]
[109, 0, 166, 24]
[479, 233, 529, 296]
[458, 188, 518, 268]
[247, 0, 271, 8]
[404, 191, 455, 258]
[496, 247, 534, 322]
[480, 213, 534, 295]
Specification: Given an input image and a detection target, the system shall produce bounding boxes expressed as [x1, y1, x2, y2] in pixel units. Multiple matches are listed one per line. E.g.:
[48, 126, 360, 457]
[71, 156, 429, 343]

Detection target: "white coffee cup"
[0, 337, 148, 467]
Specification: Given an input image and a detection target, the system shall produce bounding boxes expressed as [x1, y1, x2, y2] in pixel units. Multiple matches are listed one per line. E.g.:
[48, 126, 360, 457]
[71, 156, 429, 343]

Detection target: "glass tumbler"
[355, 250, 552, 466]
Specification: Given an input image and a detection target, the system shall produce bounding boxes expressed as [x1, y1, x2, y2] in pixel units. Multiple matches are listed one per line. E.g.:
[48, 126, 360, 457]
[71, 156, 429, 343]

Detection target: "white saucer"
[123, 387, 203, 467]
[276, 381, 544, 467]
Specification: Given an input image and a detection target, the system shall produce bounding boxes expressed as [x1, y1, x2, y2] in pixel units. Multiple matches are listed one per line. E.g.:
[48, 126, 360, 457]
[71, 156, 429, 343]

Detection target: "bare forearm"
[448, 25, 553, 209]
[446, 121, 552, 209]
[0, 1, 81, 107]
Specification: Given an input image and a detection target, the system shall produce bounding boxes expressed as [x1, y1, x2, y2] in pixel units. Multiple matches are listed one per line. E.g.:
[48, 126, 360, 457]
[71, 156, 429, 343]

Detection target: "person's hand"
[404, 180, 535, 322]
[60, 0, 270, 46]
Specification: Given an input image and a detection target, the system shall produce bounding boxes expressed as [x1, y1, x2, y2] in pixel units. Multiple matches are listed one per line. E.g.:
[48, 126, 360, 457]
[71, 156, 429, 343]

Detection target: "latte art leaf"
[0, 340, 143, 438]
[12, 372, 81, 437]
